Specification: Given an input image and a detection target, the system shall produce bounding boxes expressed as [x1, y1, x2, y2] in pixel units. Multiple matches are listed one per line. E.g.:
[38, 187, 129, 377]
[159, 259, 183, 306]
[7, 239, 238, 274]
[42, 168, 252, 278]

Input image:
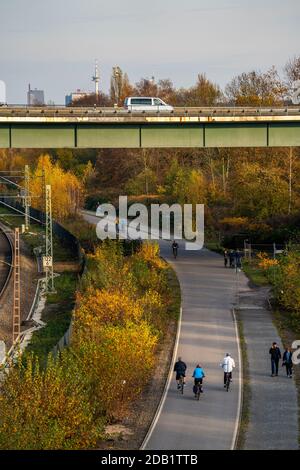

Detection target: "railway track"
[0, 224, 13, 300]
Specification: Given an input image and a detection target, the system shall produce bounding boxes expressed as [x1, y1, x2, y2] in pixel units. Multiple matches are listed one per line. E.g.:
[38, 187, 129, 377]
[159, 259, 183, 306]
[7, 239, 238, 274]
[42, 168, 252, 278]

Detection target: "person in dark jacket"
[174, 357, 187, 389]
[224, 249, 229, 267]
[269, 342, 281, 377]
[235, 249, 242, 270]
[229, 250, 235, 268]
[283, 347, 293, 378]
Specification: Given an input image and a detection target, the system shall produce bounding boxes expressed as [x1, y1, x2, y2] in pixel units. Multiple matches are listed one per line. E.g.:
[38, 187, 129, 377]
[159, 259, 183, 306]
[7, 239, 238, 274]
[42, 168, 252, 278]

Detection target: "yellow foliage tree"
[0, 354, 103, 449]
[257, 252, 279, 270]
[73, 321, 157, 420]
[0, 150, 26, 172]
[133, 242, 165, 270]
[273, 250, 300, 317]
[81, 241, 137, 293]
[75, 288, 143, 331]
[30, 154, 83, 220]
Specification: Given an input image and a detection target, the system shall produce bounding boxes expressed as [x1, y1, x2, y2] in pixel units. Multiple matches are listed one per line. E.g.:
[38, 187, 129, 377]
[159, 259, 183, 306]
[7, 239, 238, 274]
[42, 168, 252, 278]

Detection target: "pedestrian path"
[237, 287, 299, 450]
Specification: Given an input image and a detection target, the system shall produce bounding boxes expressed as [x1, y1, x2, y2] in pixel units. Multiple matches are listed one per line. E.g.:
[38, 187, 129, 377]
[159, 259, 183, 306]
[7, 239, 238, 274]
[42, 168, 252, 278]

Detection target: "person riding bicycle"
[174, 356, 187, 389]
[192, 364, 205, 396]
[172, 240, 179, 258]
[220, 353, 235, 387]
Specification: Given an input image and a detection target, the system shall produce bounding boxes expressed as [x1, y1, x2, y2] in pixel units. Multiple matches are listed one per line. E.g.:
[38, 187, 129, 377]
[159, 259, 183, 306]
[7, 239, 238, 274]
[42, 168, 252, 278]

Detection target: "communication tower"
[92, 60, 100, 96]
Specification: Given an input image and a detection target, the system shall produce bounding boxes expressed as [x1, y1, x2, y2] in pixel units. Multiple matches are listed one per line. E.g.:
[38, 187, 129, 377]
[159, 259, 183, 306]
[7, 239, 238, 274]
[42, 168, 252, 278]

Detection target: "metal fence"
[243, 242, 286, 260]
[52, 322, 73, 357]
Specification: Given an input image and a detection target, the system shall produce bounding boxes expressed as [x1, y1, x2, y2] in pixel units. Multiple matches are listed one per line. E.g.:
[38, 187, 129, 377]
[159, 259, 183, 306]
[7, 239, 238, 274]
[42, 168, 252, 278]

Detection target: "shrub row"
[0, 241, 173, 449]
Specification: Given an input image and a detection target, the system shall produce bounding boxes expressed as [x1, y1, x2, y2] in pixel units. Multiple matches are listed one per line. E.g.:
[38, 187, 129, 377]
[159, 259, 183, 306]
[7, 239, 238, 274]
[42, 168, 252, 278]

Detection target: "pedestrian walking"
[235, 249, 242, 271]
[269, 342, 281, 377]
[229, 250, 235, 268]
[282, 347, 293, 378]
[224, 249, 229, 267]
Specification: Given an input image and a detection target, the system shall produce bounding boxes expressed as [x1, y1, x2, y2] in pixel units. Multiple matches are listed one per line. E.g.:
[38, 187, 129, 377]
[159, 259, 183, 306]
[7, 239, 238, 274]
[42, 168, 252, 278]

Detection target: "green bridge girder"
[0, 121, 300, 149]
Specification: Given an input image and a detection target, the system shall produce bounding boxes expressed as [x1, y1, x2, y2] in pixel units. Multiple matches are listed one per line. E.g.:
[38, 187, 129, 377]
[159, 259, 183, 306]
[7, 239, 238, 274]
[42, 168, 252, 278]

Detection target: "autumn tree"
[225, 67, 287, 106]
[75, 288, 143, 330]
[157, 79, 177, 103]
[72, 321, 157, 420]
[0, 150, 25, 172]
[110, 67, 135, 106]
[163, 159, 206, 205]
[187, 74, 223, 106]
[72, 91, 112, 107]
[80, 241, 129, 291]
[173, 74, 222, 106]
[0, 354, 103, 449]
[134, 77, 158, 96]
[30, 154, 84, 220]
[284, 55, 300, 86]
[272, 249, 300, 321]
[125, 167, 158, 195]
[232, 162, 289, 219]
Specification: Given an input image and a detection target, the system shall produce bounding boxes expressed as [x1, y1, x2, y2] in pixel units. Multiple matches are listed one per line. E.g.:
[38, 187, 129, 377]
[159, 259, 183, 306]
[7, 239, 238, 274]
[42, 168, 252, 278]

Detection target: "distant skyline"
[1, 0, 300, 104]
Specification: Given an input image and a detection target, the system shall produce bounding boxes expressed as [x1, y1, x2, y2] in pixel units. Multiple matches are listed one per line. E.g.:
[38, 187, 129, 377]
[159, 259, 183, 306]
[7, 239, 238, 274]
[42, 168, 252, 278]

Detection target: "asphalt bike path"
[82, 211, 247, 449]
[144, 241, 247, 450]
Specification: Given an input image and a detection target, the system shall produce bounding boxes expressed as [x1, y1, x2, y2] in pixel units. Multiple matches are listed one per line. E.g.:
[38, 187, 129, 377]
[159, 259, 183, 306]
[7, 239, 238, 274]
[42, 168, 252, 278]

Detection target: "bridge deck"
[0, 107, 299, 148]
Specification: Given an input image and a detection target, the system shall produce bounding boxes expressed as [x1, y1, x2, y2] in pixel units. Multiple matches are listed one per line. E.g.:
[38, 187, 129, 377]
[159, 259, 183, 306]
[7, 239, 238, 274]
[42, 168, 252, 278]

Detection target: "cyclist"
[192, 364, 205, 396]
[174, 356, 187, 389]
[220, 353, 235, 387]
[172, 240, 179, 258]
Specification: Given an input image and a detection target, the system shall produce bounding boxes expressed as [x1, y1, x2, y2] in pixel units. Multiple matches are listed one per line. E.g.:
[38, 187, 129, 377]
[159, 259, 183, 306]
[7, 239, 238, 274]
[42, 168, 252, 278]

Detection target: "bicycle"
[194, 381, 203, 400]
[178, 375, 185, 394]
[225, 372, 231, 392]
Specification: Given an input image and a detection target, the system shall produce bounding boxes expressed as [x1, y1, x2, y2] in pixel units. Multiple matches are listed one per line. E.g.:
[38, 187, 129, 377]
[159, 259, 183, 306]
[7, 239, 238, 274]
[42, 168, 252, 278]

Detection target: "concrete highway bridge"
[0, 106, 300, 149]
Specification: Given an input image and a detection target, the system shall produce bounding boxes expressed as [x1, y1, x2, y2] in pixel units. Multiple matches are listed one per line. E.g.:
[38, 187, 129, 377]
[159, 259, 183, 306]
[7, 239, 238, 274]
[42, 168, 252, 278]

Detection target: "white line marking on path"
[231, 307, 243, 450]
[140, 305, 183, 450]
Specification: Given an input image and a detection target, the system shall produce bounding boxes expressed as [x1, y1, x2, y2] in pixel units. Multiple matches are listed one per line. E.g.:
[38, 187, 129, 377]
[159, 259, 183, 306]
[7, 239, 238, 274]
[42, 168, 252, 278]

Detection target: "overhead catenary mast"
[92, 60, 100, 96]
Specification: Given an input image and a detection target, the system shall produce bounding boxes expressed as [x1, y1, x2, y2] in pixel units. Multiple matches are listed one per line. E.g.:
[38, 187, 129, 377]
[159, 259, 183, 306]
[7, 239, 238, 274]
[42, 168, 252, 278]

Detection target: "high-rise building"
[0, 80, 6, 104]
[27, 84, 45, 106]
[65, 89, 92, 106]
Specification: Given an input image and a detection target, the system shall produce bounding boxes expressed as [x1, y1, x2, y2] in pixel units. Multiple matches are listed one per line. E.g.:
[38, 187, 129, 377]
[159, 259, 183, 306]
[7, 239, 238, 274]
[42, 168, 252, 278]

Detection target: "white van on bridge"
[124, 96, 173, 112]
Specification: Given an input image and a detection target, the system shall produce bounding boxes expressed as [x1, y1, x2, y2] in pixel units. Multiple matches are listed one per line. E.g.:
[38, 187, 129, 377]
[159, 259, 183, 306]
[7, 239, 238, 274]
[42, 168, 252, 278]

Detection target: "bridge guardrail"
[0, 105, 300, 119]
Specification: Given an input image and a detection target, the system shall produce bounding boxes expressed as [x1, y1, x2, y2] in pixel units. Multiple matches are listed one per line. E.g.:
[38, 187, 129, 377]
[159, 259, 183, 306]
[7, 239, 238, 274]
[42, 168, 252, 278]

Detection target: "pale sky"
[0, 0, 299, 104]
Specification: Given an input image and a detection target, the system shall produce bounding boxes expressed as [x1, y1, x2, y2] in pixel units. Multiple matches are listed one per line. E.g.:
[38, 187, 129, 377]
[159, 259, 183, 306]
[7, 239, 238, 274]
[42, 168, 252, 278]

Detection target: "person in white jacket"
[220, 353, 235, 387]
